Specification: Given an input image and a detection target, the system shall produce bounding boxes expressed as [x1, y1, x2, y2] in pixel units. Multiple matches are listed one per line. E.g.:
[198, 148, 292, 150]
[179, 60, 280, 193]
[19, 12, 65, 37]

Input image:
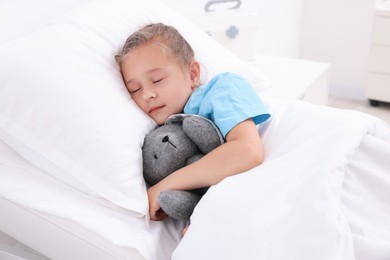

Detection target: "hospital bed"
[1, 0, 390, 259]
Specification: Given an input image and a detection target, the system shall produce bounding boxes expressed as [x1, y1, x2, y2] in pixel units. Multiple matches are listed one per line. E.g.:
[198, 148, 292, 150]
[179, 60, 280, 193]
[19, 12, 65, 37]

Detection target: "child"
[116, 23, 270, 225]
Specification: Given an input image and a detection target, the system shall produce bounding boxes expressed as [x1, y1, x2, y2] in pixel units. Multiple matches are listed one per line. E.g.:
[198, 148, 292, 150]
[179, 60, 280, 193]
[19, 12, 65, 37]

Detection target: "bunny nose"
[162, 136, 177, 148]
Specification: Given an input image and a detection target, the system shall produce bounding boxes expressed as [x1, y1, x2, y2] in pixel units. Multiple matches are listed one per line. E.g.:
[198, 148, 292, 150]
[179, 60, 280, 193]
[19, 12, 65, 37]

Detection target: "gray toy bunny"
[142, 114, 224, 221]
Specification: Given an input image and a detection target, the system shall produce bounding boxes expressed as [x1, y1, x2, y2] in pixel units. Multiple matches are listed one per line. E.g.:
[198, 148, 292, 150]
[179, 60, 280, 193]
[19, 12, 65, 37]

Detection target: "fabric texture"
[0, 139, 182, 260]
[173, 99, 390, 260]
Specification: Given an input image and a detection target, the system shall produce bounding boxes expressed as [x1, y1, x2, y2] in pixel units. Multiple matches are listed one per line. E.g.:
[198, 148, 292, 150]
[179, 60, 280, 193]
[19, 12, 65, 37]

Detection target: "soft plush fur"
[142, 114, 224, 221]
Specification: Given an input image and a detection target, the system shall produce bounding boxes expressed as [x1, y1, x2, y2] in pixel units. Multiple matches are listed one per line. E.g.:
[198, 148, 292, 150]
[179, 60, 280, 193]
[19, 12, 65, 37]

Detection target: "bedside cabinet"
[248, 54, 330, 106]
[366, 0, 390, 106]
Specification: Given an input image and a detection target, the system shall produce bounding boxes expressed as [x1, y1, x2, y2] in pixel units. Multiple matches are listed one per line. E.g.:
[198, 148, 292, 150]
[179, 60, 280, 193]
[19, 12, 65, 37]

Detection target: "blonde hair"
[115, 23, 194, 67]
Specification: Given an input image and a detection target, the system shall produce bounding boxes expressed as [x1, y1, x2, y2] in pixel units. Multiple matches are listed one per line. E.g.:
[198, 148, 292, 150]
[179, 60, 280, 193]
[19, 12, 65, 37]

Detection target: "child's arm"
[148, 118, 264, 220]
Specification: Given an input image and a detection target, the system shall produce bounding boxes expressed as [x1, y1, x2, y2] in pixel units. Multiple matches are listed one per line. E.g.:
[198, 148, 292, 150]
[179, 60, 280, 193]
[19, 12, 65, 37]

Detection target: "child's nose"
[143, 86, 157, 100]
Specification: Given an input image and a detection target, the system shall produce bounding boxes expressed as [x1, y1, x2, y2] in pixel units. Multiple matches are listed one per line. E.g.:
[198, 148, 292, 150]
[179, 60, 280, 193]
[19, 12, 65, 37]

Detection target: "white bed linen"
[0, 140, 183, 260]
[172, 100, 390, 260]
[2, 1, 389, 260]
[342, 134, 390, 259]
[1, 100, 390, 260]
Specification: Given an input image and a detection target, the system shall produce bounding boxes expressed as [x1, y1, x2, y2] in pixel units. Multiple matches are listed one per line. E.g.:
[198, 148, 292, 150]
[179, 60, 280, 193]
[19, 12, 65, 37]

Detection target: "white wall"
[234, 0, 378, 100]
[300, 0, 376, 99]
[162, 0, 303, 58]
[246, 0, 303, 58]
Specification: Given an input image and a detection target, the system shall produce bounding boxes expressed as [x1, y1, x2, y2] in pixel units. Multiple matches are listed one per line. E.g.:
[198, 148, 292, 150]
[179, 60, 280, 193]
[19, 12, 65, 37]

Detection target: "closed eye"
[130, 87, 141, 94]
[153, 78, 164, 84]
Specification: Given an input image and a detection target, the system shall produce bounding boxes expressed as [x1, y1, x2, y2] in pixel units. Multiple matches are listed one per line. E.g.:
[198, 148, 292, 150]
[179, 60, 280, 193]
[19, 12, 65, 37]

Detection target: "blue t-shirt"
[184, 72, 270, 138]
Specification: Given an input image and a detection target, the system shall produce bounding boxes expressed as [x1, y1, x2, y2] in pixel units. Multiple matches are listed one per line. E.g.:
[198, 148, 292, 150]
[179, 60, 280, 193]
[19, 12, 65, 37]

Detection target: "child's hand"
[147, 185, 168, 221]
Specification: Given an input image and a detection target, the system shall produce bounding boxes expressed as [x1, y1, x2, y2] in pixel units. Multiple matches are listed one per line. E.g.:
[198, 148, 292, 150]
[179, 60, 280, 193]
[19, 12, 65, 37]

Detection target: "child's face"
[121, 43, 197, 125]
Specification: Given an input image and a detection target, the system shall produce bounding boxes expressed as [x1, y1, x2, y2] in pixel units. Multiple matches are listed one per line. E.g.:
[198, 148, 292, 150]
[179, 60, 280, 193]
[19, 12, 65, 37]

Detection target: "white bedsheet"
[173, 100, 390, 260]
[0, 140, 183, 260]
[342, 134, 390, 259]
[1, 99, 389, 260]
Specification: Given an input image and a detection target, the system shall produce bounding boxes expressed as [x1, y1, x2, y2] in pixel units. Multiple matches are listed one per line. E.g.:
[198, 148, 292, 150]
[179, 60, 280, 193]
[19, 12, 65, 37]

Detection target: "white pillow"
[0, 0, 267, 219]
[0, 0, 90, 44]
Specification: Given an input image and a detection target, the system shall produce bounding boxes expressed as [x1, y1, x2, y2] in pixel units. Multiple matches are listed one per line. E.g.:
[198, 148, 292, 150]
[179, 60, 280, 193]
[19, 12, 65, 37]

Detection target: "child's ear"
[189, 60, 200, 89]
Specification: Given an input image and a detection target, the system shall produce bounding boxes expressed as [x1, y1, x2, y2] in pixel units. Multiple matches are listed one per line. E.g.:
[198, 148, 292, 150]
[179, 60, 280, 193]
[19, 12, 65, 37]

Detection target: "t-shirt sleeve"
[200, 73, 270, 137]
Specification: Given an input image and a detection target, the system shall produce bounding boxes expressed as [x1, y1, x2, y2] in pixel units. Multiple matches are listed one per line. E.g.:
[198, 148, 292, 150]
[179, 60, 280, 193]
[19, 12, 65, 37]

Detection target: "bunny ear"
[166, 114, 225, 145]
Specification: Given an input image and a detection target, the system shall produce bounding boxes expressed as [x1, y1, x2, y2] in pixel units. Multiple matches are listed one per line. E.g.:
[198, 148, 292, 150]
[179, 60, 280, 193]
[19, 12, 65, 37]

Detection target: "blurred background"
[161, 0, 390, 125]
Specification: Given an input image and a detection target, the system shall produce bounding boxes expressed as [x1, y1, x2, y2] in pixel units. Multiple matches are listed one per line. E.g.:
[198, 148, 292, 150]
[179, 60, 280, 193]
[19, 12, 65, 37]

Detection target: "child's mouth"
[149, 105, 164, 114]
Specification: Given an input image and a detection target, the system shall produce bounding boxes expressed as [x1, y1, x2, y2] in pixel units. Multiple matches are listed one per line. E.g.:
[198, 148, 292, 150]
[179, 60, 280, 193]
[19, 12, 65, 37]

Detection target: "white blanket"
[173, 100, 390, 260]
[1, 100, 389, 260]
